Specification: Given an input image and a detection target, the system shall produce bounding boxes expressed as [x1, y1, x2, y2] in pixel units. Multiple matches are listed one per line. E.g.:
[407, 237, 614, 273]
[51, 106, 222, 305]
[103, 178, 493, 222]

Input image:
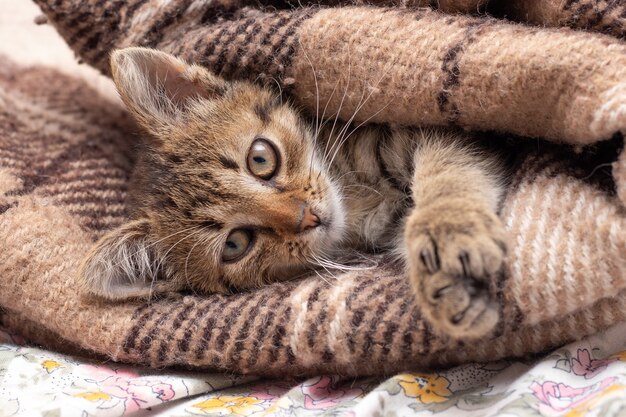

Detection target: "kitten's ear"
[79, 219, 180, 300]
[110, 47, 226, 135]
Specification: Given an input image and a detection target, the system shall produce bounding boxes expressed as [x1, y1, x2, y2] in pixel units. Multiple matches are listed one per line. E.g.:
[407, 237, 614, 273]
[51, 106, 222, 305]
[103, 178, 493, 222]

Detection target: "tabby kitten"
[81, 48, 507, 339]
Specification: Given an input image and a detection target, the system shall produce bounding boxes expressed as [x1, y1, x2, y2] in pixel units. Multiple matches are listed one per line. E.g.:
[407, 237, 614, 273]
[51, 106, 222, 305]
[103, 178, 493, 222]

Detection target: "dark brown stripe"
[141, 0, 194, 48]
[568, 2, 596, 27]
[193, 296, 231, 359]
[213, 17, 258, 76]
[307, 308, 326, 348]
[363, 279, 403, 358]
[213, 292, 256, 357]
[41, 182, 128, 197]
[247, 13, 291, 73]
[346, 275, 393, 354]
[138, 305, 179, 356]
[229, 292, 271, 364]
[258, 12, 303, 79]
[269, 320, 287, 363]
[156, 303, 194, 363]
[254, 102, 271, 125]
[32, 0, 72, 22]
[381, 322, 399, 356]
[222, 18, 266, 77]
[268, 305, 291, 363]
[437, 21, 489, 124]
[77, 0, 125, 56]
[273, 10, 316, 79]
[583, 2, 616, 30]
[177, 302, 207, 353]
[286, 345, 296, 365]
[125, 0, 151, 23]
[5, 140, 128, 198]
[123, 306, 158, 353]
[197, 25, 232, 67]
[244, 285, 289, 368]
[66, 0, 109, 45]
[302, 285, 323, 349]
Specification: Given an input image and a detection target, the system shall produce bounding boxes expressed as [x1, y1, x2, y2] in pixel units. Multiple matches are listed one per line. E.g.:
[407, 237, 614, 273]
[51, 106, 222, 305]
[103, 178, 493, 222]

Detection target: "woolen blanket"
[0, 0, 624, 376]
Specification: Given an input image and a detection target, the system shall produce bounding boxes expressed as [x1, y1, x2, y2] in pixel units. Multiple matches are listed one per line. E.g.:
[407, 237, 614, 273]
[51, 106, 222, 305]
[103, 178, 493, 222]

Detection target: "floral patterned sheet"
[2, 322, 626, 417]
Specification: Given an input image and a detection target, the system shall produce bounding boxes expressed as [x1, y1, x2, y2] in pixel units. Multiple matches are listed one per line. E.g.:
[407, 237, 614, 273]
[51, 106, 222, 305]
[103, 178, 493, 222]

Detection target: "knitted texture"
[0, 0, 623, 376]
[34, 0, 626, 143]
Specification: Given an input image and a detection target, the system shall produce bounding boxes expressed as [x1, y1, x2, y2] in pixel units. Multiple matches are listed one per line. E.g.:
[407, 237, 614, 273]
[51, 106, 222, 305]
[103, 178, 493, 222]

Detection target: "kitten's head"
[80, 47, 345, 300]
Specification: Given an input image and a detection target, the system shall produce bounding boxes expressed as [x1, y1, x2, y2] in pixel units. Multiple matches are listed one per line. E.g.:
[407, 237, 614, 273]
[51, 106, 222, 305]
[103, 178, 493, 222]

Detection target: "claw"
[459, 250, 471, 278]
[420, 247, 439, 273]
[434, 284, 452, 299]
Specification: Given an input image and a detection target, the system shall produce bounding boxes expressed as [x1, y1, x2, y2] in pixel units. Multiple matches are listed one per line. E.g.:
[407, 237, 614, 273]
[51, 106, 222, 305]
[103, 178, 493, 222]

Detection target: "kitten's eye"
[247, 138, 278, 180]
[222, 229, 253, 262]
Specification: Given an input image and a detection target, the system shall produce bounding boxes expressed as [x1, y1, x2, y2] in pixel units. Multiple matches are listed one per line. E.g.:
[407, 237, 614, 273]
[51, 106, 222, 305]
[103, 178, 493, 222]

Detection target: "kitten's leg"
[404, 131, 507, 339]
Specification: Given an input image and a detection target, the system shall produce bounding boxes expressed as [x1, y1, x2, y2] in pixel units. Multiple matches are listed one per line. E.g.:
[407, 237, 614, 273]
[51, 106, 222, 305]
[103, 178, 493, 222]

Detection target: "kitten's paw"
[405, 204, 507, 339]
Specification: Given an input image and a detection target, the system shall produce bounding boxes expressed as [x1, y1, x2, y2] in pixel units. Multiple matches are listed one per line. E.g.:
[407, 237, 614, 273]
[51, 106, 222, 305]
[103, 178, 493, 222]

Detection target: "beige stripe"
[544, 178, 573, 315]
[528, 177, 561, 320]
[509, 175, 540, 319]
[326, 273, 357, 360]
[288, 280, 318, 357]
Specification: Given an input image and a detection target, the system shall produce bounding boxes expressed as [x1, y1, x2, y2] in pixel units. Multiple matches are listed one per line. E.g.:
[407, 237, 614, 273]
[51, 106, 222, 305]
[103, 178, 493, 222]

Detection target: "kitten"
[80, 48, 507, 339]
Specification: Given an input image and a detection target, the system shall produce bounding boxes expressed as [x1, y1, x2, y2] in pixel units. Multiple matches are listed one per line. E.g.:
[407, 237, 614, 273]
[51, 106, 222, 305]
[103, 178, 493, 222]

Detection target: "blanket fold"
[0, 0, 624, 376]
[34, 0, 626, 143]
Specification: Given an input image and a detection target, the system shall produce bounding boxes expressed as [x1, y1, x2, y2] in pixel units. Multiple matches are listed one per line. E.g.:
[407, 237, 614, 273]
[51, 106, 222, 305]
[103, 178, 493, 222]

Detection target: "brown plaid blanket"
[0, 0, 623, 376]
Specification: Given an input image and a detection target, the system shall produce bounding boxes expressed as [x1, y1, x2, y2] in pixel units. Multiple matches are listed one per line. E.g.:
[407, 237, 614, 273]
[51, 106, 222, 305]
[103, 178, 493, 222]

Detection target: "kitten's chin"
[268, 262, 310, 282]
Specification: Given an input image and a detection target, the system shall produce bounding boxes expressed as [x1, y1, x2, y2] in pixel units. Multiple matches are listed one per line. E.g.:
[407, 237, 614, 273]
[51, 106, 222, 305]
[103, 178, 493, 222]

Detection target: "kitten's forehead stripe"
[254, 102, 271, 125]
[218, 155, 239, 171]
[255, 95, 282, 126]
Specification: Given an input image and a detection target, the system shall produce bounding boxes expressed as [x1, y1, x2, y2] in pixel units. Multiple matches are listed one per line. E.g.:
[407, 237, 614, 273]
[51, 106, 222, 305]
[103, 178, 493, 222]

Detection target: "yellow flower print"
[192, 395, 265, 415]
[74, 391, 112, 402]
[564, 384, 626, 417]
[396, 373, 452, 404]
[611, 350, 626, 362]
[41, 360, 63, 373]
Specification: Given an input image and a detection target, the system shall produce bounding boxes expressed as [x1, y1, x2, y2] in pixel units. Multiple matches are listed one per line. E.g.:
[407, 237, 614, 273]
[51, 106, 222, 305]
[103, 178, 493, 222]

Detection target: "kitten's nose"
[299, 206, 320, 232]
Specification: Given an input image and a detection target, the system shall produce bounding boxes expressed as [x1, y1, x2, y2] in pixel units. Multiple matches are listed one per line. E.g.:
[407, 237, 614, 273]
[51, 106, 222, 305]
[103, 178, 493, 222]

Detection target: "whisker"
[294, 252, 331, 285]
[184, 238, 204, 287]
[322, 56, 352, 166]
[325, 67, 393, 170]
[333, 169, 369, 183]
[342, 184, 384, 196]
[298, 39, 323, 180]
[268, 76, 284, 107]
[151, 228, 205, 298]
